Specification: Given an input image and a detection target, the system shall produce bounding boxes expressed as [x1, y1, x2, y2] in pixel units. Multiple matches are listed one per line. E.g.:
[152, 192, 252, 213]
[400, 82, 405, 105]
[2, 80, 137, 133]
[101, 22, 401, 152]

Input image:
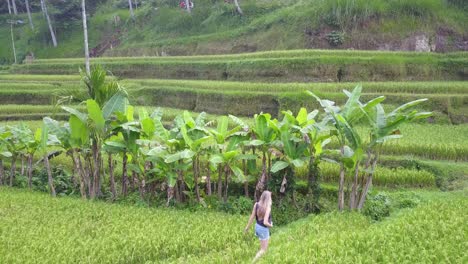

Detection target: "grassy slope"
[1, 0, 467, 63]
[0, 188, 466, 263]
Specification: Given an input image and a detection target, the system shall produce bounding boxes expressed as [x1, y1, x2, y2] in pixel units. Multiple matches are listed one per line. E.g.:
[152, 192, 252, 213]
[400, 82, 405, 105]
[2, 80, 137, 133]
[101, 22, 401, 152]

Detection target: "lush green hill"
[1, 0, 467, 63]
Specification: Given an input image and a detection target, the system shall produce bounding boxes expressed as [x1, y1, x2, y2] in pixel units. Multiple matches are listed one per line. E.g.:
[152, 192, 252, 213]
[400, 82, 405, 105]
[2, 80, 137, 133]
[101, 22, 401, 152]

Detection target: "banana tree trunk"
[9, 154, 17, 187]
[91, 140, 100, 199]
[72, 150, 87, 199]
[223, 165, 230, 203]
[0, 160, 4, 185]
[11, 0, 17, 15]
[254, 151, 267, 201]
[206, 161, 212, 196]
[166, 186, 174, 206]
[349, 162, 360, 210]
[122, 152, 128, 196]
[193, 155, 200, 202]
[338, 146, 345, 211]
[108, 153, 116, 200]
[20, 155, 25, 175]
[233, 0, 243, 15]
[44, 153, 56, 197]
[136, 171, 145, 200]
[357, 155, 379, 210]
[242, 152, 249, 198]
[306, 155, 320, 213]
[41, 0, 58, 47]
[27, 154, 33, 189]
[81, 0, 90, 74]
[177, 164, 186, 202]
[217, 164, 223, 200]
[25, 0, 34, 30]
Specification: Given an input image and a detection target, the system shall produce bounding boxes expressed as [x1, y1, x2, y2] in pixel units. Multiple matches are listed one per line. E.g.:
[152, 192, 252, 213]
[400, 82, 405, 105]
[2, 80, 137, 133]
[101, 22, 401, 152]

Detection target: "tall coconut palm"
[25, 0, 34, 30]
[81, 0, 90, 74]
[40, 0, 57, 47]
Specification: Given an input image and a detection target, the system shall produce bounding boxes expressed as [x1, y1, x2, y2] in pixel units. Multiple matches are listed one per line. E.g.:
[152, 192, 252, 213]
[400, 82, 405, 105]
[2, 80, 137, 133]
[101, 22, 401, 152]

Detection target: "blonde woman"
[244, 191, 273, 262]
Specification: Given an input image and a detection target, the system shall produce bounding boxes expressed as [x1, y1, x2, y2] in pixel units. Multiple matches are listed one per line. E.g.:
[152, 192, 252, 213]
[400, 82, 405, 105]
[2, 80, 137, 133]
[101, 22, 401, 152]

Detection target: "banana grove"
[0, 67, 432, 211]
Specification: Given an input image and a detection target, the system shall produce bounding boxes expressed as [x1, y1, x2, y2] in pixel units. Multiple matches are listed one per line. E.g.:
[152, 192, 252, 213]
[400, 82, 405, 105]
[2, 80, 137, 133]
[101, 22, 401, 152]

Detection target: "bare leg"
[252, 239, 269, 263]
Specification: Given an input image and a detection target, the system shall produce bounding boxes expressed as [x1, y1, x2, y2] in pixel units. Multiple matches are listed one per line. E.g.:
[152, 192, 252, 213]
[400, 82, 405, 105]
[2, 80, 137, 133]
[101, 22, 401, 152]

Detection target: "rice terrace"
[0, 0, 467, 263]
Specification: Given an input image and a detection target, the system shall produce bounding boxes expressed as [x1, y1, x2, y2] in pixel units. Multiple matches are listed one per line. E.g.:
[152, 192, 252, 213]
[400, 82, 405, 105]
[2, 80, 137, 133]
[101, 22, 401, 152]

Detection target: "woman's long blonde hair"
[257, 191, 272, 218]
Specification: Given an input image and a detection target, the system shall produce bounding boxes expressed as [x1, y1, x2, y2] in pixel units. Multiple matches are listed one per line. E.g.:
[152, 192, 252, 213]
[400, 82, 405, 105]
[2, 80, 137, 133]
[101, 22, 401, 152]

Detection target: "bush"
[392, 192, 421, 209]
[326, 31, 345, 46]
[363, 192, 391, 221]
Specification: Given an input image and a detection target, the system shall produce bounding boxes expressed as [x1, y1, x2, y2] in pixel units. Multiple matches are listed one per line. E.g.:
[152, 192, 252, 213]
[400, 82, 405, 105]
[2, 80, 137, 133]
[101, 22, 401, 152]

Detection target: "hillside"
[1, 0, 468, 63]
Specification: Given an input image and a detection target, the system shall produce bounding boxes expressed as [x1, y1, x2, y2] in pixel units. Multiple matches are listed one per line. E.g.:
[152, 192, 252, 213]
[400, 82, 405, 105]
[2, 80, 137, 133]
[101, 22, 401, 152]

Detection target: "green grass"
[10, 51, 467, 82]
[0, 75, 466, 123]
[0, 188, 465, 263]
[0, 188, 255, 263]
[259, 191, 467, 263]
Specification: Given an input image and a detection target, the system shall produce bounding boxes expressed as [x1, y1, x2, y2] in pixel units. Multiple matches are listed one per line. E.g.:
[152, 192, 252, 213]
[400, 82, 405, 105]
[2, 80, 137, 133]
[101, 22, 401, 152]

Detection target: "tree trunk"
[81, 0, 90, 74]
[21, 154, 25, 176]
[7, 0, 12, 14]
[80, 153, 91, 197]
[41, 0, 58, 47]
[27, 154, 33, 189]
[358, 151, 372, 200]
[266, 152, 271, 184]
[233, 0, 243, 15]
[206, 161, 212, 196]
[223, 165, 230, 203]
[178, 168, 186, 202]
[174, 182, 180, 202]
[91, 140, 100, 199]
[349, 163, 360, 210]
[0, 160, 4, 185]
[10, 23, 17, 64]
[9, 155, 17, 186]
[306, 155, 320, 213]
[122, 152, 128, 196]
[44, 153, 56, 197]
[108, 153, 116, 200]
[184, 0, 191, 13]
[254, 151, 267, 201]
[136, 171, 145, 200]
[217, 164, 223, 200]
[166, 186, 174, 206]
[11, 0, 17, 15]
[242, 149, 249, 197]
[128, 0, 134, 19]
[25, 0, 34, 30]
[357, 155, 378, 210]
[338, 146, 345, 211]
[72, 150, 87, 199]
[193, 155, 200, 202]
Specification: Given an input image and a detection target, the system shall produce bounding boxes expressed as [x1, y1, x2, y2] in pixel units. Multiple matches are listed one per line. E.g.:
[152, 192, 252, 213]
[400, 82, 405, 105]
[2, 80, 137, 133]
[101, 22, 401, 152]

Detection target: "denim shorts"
[255, 223, 270, 240]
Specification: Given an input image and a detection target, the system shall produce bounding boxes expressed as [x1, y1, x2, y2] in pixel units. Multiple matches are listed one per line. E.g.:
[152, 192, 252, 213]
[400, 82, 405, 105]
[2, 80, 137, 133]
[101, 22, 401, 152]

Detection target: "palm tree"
[25, 0, 34, 30]
[40, 0, 58, 47]
[81, 0, 90, 74]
